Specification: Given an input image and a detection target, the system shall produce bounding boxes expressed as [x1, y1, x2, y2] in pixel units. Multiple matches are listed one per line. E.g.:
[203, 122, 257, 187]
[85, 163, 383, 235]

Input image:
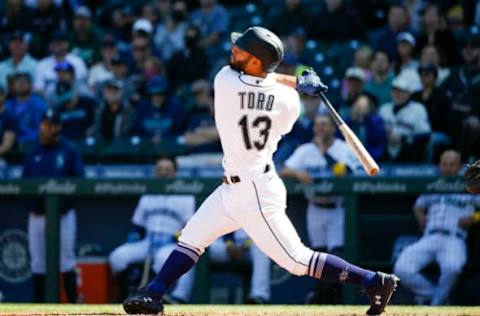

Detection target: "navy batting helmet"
[231, 26, 284, 73]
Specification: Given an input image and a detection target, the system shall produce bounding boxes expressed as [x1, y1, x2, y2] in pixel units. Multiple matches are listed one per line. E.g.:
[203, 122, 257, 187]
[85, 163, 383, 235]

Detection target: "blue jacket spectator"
[6, 73, 46, 144]
[342, 93, 387, 161]
[132, 77, 184, 142]
[0, 86, 18, 159]
[364, 50, 394, 105]
[0, 31, 38, 90]
[189, 0, 229, 55]
[373, 4, 410, 62]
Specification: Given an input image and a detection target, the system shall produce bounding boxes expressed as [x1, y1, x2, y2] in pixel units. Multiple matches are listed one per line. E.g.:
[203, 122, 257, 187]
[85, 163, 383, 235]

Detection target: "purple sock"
[147, 242, 201, 295]
[307, 252, 378, 287]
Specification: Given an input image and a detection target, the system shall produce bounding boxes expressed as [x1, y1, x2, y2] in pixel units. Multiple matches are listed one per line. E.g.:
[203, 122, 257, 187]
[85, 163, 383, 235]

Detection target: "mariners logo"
[0, 230, 31, 283]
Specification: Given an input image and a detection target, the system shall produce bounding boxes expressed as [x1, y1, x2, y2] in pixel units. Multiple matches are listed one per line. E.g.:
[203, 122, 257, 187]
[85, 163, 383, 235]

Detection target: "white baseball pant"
[209, 231, 271, 300]
[306, 203, 344, 251]
[28, 209, 76, 274]
[179, 171, 319, 278]
[109, 240, 195, 301]
[393, 234, 466, 305]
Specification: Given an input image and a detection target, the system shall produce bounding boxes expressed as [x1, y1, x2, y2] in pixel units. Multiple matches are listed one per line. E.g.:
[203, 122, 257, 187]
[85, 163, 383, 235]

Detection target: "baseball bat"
[318, 92, 379, 176]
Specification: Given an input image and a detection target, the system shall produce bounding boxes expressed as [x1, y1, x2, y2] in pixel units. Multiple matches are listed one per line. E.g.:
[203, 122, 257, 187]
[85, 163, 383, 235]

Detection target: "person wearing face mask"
[167, 25, 210, 89]
[93, 79, 134, 143]
[132, 76, 184, 144]
[153, 0, 189, 61]
[6, 72, 47, 145]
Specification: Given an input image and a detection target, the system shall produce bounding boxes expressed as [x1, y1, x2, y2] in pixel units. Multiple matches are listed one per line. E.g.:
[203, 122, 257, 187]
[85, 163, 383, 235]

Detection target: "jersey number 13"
[238, 115, 272, 151]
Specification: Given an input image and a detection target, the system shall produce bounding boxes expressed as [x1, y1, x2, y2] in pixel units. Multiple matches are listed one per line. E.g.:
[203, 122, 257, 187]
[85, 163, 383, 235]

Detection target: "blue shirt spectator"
[0, 86, 18, 158]
[132, 77, 184, 142]
[189, 0, 229, 54]
[6, 73, 47, 144]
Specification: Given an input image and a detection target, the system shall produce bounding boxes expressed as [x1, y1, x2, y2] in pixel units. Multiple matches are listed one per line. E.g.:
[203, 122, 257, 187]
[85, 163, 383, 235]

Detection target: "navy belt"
[313, 202, 337, 209]
[223, 165, 270, 184]
[427, 229, 464, 239]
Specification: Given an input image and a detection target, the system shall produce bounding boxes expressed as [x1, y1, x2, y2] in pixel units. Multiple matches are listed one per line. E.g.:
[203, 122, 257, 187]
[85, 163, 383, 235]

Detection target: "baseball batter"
[123, 26, 398, 315]
[394, 150, 480, 305]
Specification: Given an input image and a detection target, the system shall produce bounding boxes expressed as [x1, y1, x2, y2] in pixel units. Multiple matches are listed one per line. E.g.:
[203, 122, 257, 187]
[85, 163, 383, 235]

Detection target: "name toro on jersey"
[214, 66, 300, 177]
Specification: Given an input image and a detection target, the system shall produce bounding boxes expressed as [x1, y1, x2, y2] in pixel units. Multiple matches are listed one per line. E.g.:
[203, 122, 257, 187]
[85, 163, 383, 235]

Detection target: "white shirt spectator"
[34, 53, 88, 94]
[88, 63, 113, 88]
[0, 54, 37, 89]
[154, 22, 188, 61]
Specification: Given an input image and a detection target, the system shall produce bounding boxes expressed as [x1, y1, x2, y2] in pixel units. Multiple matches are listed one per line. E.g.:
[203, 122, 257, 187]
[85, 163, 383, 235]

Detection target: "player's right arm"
[413, 195, 428, 233]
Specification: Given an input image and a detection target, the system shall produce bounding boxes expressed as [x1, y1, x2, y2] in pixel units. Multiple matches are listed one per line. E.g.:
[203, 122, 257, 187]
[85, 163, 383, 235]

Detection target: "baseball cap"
[345, 66, 366, 81]
[42, 108, 61, 125]
[51, 31, 68, 42]
[397, 32, 416, 46]
[133, 18, 153, 35]
[54, 61, 75, 73]
[392, 74, 415, 92]
[105, 78, 123, 89]
[75, 6, 92, 19]
[147, 76, 168, 95]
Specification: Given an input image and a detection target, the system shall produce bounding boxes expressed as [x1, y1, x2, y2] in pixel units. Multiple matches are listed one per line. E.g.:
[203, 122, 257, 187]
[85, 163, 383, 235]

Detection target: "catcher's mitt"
[464, 160, 480, 193]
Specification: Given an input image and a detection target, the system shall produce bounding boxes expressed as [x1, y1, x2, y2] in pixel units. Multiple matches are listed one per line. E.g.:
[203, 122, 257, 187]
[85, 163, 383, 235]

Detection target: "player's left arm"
[274, 69, 328, 96]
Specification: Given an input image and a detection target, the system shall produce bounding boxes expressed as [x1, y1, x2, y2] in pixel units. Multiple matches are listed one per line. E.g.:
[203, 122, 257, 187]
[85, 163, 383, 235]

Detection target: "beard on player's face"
[230, 53, 253, 72]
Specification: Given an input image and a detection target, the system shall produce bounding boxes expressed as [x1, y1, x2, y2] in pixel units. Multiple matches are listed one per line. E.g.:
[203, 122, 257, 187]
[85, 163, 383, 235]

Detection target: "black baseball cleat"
[364, 272, 399, 315]
[123, 287, 164, 314]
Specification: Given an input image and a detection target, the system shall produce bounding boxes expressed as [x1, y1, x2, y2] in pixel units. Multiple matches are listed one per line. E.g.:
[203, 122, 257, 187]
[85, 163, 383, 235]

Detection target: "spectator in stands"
[143, 56, 167, 81]
[6, 72, 46, 145]
[379, 73, 431, 162]
[373, 4, 410, 61]
[352, 45, 373, 80]
[30, 0, 66, 58]
[56, 80, 96, 141]
[34, 31, 88, 96]
[94, 79, 134, 143]
[274, 93, 320, 166]
[180, 79, 220, 152]
[110, 6, 135, 47]
[68, 6, 103, 67]
[284, 28, 307, 66]
[168, 25, 210, 89]
[0, 0, 33, 36]
[133, 76, 184, 143]
[88, 35, 117, 90]
[306, 0, 365, 42]
[189, 0, 229, 55]
[420, 45, 450, 85]
[365, 50, 394, 105]
[109, 156, 195, 302]
[141, 2, 159, 26]
[0, 86, 18, 163]
[153, 0, 189, 61]
[404, 0, 423, 32]
[411, 64, 452, 163]
[268, 0, 308, 37]
[0, 31, 37, 90]
[344, 93, 387, 161]
[130, 36, 154, 76]
[415, 4, 461, 67]
[23, 108, 84, 304]
[395, 32, 419, 74]
[394, 150, 480, 305]
[209, 230, 271, 304]
[281, 113, 360, 304]
[441, 35, 480, 161]
[351, 0, 389, 29]
[340, 66, 366, 116]
[109, 54, 138, 104]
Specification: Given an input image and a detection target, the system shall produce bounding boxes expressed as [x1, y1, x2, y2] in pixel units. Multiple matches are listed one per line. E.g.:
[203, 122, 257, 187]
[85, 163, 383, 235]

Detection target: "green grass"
[0, 304, 480, 315]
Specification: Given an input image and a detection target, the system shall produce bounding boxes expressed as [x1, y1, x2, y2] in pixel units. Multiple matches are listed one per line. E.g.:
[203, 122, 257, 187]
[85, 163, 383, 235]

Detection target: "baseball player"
[123, 26, 398, 315]
[22, 109, 84, 303]
[209, 229, 271, 303]
[394, 150, 480, 305]
[109, 157, 196, 303]
[281, 113, 360, 303]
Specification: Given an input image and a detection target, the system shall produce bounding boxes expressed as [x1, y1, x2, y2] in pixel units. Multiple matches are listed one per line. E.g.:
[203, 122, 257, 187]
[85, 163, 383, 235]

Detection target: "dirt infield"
[1, 305, 480, 316]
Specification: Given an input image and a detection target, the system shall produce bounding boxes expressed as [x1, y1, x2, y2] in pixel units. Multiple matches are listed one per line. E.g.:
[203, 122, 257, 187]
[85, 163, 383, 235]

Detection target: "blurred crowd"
[0, 0, 479, 166]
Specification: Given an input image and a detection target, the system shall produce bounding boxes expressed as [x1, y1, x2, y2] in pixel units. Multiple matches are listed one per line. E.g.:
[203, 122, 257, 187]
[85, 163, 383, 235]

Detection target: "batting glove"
[296, 68, 328, 96]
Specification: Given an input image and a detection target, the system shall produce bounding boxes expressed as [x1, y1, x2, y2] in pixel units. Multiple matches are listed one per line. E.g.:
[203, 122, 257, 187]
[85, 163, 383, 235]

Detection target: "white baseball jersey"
[285, 139, 361, 176]
[132, 195, 195, 235]
[414, 194, 480, 236]
[214, 66, 300, 177]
